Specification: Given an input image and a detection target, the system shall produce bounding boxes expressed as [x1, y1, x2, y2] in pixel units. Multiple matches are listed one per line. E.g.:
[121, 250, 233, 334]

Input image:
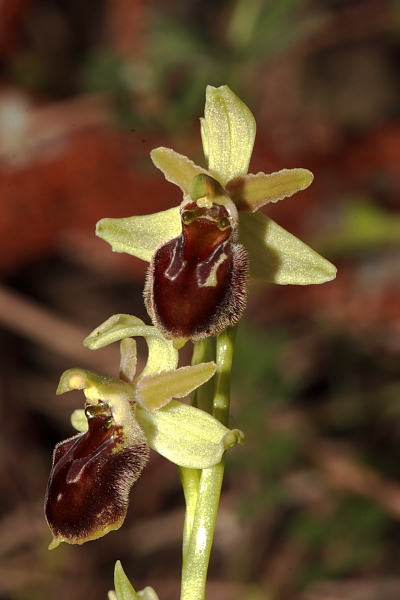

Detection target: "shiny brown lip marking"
[144, 200, 248, 344]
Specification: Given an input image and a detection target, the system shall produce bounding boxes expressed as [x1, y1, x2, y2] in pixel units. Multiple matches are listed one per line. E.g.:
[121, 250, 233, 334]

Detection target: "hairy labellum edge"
[144, 239, 249, 343]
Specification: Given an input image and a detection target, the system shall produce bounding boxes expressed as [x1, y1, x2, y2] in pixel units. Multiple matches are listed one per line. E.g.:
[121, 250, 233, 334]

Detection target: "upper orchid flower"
[96, 86, 336, 347]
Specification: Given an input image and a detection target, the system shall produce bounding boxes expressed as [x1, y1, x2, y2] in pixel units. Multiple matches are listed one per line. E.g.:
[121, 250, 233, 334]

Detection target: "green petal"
[96, 207, 181, 262]
[57, 368, 135, 403]
[119, 338, 137, 383]
[135, 401, 241, 469]
[84, 314, 179, 376]
[239, 211, 337, 284]
[56, 368, 146, 445]
[135, 362, 217, 411]
[226, 169, 314, 212]
[201, 85, 256, 186]
[150, 147, 209, 195]
[113, 561, 140, 600]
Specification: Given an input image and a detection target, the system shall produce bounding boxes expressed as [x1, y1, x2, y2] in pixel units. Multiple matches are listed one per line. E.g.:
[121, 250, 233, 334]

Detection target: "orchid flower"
[96, 85, 336, 347]
[45, 315, 243, 548]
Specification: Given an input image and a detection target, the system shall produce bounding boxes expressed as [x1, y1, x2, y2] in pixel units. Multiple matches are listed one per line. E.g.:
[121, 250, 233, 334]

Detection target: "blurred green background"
[2, 1, 400, 599]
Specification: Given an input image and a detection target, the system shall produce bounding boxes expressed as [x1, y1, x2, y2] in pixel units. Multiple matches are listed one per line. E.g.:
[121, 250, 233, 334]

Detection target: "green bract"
[97, 85, 336, 286]
[109, 561, 160, 600]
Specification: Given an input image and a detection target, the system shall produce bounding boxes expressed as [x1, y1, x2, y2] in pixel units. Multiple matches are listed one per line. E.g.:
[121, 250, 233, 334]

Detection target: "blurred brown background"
[2, 0, 400, 598]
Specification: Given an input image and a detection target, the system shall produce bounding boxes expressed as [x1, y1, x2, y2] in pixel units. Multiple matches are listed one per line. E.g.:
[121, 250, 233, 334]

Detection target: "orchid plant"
[45, 86, 336, 600]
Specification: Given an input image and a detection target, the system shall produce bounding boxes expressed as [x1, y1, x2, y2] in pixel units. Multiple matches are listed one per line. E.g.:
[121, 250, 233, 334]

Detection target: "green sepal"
[96, 207, 181, 262]
[71, 408, 87, 432]
[135, 400, 244, 469]
[200, 85, 256, 186]
[112, 561, 140, 600]
[84, 314, 179, 376]
[226, 168, 314, 212]
[150, 147, 209, 195]
[135, 362, 217, 411]
[239, 211, 337, 284]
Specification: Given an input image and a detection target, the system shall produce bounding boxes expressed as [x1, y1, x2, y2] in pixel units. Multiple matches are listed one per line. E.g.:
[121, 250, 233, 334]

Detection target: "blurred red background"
[2, 1, 400, 599]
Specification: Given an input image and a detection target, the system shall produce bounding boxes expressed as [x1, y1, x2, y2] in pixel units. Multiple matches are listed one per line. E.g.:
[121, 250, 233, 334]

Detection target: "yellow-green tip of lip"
[173, 338, 189, 349]
[48, 537, 63, 550]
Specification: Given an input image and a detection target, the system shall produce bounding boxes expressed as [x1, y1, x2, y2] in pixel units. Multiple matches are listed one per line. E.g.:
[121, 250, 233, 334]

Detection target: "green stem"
[180, 327, 236, 600]
[179, 466, 201, 558]
[212, 327, 236, 425]
[191, 337, 215, 413]
[179, 338, 215, 577]
[180, 461, 225, 600]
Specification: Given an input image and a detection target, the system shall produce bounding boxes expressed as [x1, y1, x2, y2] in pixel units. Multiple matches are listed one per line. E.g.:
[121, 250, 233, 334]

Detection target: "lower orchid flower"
[96, 85, 336, 347]
[45, 315, 244, 548]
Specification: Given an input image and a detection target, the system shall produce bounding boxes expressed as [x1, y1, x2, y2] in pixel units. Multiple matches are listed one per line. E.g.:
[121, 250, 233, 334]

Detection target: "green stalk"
[180, 327, 236, 600]
[191, 337, 215, 413]
[179, 466, 201, 558]
[212, 327, 236, 425]
[180, 461, 225, 600]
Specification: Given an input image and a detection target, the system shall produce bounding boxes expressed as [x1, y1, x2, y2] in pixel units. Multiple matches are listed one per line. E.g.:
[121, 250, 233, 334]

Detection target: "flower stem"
[180, 327, 236, 600]
[191, 337, 215, 414]
[179, 466, 201, 557]
[180, 461, 225, 600]
[212, 326, 236, 426]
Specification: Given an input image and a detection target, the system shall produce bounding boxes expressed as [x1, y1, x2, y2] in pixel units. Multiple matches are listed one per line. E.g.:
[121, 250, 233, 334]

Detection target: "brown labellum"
[144, 200, 248, 345]
[45, 401, 149, 547]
